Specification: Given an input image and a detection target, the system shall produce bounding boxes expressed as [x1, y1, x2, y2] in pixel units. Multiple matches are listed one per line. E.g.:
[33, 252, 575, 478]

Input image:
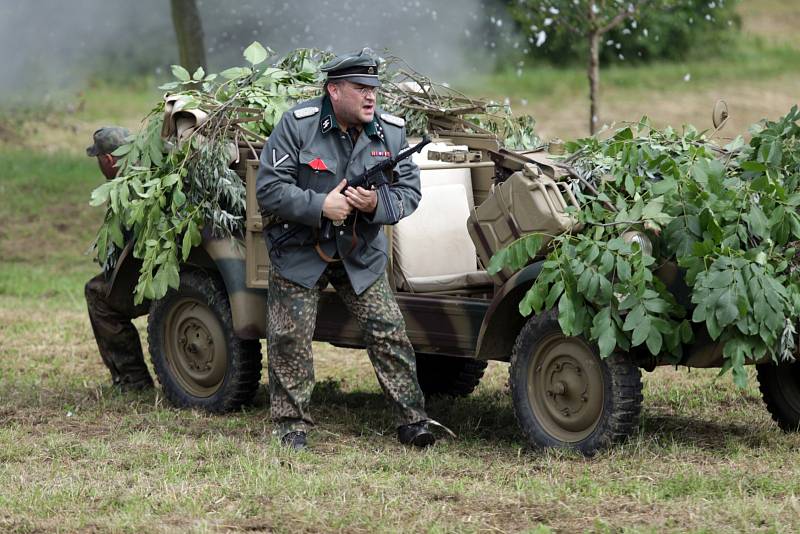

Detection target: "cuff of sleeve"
[370, 191, 390, 224]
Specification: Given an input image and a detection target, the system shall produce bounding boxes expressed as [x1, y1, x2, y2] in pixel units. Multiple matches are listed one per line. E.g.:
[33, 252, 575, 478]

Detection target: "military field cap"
[86, 126, 130, 157]
[321, 48, 382, 87]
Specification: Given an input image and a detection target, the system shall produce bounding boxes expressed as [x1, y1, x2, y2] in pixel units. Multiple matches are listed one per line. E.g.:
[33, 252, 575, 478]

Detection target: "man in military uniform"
[256, 49, 434, 450]
[84, 127, 154, 392]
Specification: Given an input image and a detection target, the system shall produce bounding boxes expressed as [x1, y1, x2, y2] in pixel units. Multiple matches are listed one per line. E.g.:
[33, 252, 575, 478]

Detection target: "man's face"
[329, 81, 377, 127]
[97, 153, 119, 180]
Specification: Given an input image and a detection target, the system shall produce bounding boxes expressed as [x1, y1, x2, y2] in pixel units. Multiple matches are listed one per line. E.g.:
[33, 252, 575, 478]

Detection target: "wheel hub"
[528, 335, 605, 442]
[179, 320, 215, 372]
[163, 297, 228, 398]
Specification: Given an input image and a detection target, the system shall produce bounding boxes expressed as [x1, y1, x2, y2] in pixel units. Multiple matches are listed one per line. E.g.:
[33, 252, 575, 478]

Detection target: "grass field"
[2, 1, 800, 532]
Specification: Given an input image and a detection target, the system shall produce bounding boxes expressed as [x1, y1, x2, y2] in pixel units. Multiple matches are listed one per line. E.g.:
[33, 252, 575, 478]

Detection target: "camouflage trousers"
[267, 263, 427, 437]
[85, 273, 153, 388]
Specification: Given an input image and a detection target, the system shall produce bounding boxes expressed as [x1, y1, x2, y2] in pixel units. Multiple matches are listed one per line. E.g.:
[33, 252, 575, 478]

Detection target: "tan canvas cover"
[161, 94, 209, 146]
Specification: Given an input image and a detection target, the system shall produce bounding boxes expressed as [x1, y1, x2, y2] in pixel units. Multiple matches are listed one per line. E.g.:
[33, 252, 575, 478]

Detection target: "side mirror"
[712, 99, 729, 130]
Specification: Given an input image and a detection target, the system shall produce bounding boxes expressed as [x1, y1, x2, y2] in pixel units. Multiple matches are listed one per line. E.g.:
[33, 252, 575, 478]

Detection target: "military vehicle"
[105, 115, 800, 455]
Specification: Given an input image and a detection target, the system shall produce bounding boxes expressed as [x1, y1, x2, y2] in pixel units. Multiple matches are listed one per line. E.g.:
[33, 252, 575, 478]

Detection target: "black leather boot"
[281, 430, 307, 451]
[397, 421, 436, 448]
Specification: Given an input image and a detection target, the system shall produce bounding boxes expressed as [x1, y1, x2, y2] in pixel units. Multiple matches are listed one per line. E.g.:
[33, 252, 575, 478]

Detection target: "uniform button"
[284, 223, 289, 229]
[339, 231, 344, 235]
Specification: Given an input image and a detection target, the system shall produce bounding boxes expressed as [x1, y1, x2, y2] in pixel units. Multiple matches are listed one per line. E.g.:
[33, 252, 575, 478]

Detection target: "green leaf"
[181, 229, 193, 261]
[192, 66, 205, 81]
[545, 281, 565, 310]
[108, 215, 124, 247]
[598, 251, 614, 275]
[171, 65, 191, 82]
[767, 140, 783, 167]
[111, 143, 132, 157]
[645, 327, 663, 355]
[153, 268, 169, 299]
[591, 308, 617, 358]
[188, 220, 202, 246]
[577, 268, 593, 294]
[715, 290, 740, 326]
[744, 205, 770, 240]
[643, 298, 670, 314]
[90, 182, 113, 207]
[244, 41, 268, 65]
[623, 304, 646, 332]
[162, 173, 181, 188]
[616, 257, 631, 282]
[486, 248, 507, 275]
[166, 262, 180, 289]
[587, 273, 601, 301]
[557, 293, 577, 335]
[706, 311, 722, 340]
[220, 66, 252, 79]
[789, 212, 800, 239]
[631, 316, 652, 347]
[741, 160, 767, 172]
[524, 234, 543, 258]
[96, 226, 108, 263]
[642, 196, 665, 220]
[173, 189, 186, 208]
[706, 269, 733, 289]
[651, 177, 677, 195]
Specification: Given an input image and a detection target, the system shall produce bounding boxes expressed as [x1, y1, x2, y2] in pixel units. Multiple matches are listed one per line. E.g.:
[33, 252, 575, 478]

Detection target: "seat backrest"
[393, 183, 478, 281]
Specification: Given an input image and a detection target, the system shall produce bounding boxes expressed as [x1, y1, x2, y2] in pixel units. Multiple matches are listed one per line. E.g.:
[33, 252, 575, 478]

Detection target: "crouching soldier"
[84, 127, 154, 391]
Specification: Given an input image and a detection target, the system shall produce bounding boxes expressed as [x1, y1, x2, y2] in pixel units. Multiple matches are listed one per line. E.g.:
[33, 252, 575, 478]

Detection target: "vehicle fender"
[474, 261, 544, 361]
[197, 235, 267, 340]
[108, 235, 267, 340]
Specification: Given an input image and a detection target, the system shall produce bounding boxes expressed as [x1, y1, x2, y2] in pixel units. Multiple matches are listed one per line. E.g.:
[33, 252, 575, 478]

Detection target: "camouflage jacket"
[255, 95, 421, 295]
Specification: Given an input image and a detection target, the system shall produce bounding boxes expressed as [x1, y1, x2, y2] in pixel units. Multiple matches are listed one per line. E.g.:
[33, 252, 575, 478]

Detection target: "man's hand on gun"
[322, 179, 353, 222]
[344, 185, 378, 213]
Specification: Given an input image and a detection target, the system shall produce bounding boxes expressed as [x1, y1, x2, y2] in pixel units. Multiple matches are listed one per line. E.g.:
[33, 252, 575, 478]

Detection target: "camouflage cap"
[321, 48, 381, 87]
[86, 126, 130, 157]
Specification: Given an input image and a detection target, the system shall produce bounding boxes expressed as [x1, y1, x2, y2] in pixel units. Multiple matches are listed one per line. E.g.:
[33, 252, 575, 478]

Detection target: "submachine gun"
[321, 136, 431, 240]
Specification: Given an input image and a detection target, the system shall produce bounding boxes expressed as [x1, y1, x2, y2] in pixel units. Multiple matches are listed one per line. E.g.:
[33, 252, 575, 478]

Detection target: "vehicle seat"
[393, 179, 492, 293]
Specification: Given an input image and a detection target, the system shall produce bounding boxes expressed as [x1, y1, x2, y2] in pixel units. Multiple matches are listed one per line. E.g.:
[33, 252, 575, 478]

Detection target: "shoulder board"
[380, 113, 405, 127]
[293, 106, 320, 119]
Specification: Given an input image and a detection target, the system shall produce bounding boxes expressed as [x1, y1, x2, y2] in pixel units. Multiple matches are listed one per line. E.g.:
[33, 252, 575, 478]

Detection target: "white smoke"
[0, 0, 505, 102]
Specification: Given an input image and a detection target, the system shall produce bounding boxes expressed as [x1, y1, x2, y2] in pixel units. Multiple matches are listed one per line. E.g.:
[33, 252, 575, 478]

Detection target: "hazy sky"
[0, 0, 505, 99]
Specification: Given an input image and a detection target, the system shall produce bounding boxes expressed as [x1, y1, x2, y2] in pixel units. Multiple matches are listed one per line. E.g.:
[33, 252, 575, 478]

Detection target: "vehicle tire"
[757, 361, 800, 430]
[415, 354, 488, 397]
[509, 310, 642, 455]
[147, 269, 262, 413]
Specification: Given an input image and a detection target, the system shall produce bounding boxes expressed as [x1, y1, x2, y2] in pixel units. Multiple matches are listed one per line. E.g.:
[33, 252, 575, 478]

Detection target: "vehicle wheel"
[509, 310, 642, 455]
[147, 269, 262, 413]
[757, 361, 800, 430]
[415, 354, 488, 397]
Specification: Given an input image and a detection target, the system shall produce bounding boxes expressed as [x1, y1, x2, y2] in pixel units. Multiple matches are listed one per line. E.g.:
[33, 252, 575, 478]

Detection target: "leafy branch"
[490, 107, 800, 386]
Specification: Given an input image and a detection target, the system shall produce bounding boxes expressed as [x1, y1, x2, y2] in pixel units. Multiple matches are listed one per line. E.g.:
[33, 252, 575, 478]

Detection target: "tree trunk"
[170, 0, 206, 73]
[588, 30, 600, 135]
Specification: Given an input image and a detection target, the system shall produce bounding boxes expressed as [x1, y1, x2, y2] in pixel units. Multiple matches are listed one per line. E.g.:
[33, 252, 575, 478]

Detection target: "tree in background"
[510, 0, 738, 134]
[170, 0, 206, 73]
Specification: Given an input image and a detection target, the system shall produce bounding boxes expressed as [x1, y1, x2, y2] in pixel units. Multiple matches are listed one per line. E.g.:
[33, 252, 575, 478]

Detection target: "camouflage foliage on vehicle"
[489, 108, 800, 387]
